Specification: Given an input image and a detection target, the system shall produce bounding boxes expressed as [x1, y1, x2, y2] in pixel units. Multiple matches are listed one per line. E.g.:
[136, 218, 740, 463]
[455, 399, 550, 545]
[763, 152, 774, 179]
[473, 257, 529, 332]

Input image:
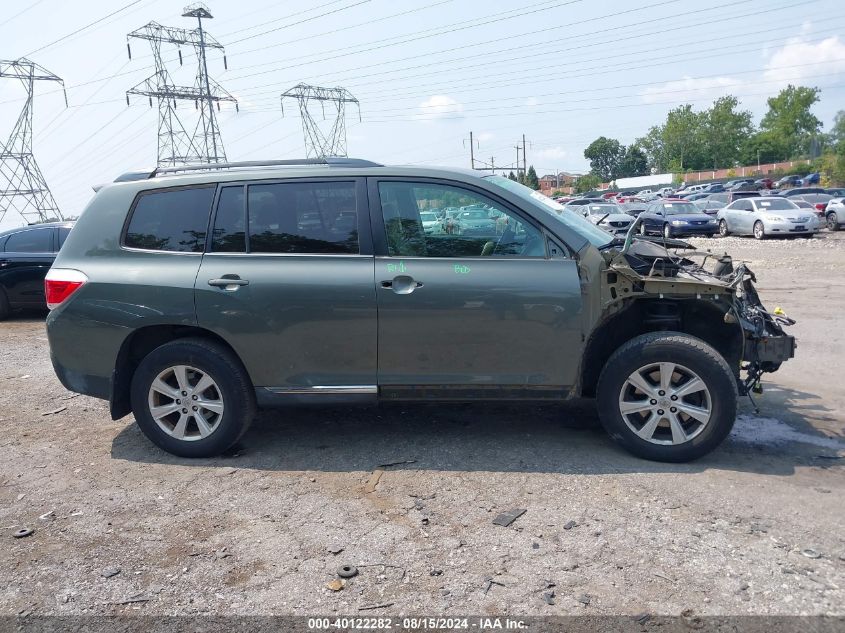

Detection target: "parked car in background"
[801, 172, 820, 185]
[694, 197, 725, 216]
[781, 187, 826, 198]
[825, 198, 844, 231]
[579, 203, 634, 235]
[563, 198, 595, 208]
[716, 197, 819, 239]
[619, 202, 648, 216]
[638, 200, 718, 238]
[0, 221, 74, 320]
[420, 211, 441, 235]
[601, 191, 620, 200]
[702, 183, 725, 193]
[825, 188, 845, 197]
[792, 193, 834, 218]
[657, 187, 674, 197]
[684, 192, 710, 201]
[775, 174, 804, 188]
[755, 178, 774, 189]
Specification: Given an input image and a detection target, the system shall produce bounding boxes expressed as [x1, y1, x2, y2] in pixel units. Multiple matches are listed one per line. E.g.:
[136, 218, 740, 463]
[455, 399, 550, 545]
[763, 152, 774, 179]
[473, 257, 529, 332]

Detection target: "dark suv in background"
[45, 159, 795, 462]
[0, 221, 74, 320]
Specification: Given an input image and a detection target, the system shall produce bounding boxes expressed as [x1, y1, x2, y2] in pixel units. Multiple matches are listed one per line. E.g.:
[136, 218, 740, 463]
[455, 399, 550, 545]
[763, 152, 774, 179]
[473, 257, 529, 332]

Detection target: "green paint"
[386, 261, 407, 274]
[453, 264, 471, 275]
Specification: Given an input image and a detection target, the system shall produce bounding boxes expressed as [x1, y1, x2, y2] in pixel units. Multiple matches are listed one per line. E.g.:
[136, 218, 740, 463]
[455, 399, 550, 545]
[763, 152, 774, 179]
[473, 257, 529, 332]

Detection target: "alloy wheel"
[618, 362, 712, 446]
[754, 221, 764, 239]
[147, 365, 225, 441]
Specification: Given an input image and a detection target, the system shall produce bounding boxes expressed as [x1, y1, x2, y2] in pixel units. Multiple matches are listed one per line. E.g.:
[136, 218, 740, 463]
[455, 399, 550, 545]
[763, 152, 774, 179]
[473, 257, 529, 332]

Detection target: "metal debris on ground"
[482, 577, 505, 595]
[101, 567, 121, 578]
[577, 594, 592, 605]
[328, 546, 344, 555]
[337, 565, 358, 579]
[40, 406, 67, 416]
[542, 591, 555, 605]
[364, 469, 384, 493]
[492, 508, 526, 527]
[563, 520, 578, 530]
[326, 579, 344, 592]
[801, 548, 822, 559]
[358, 602, 394, 611]
[38, 511, 55, 521]
[13, 528, 34, 538]
[113, 593, 150, 605]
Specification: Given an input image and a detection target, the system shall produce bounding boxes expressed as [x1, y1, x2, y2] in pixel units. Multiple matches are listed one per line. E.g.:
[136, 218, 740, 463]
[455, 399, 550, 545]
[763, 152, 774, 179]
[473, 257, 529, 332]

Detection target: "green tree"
[738, 130, 787, 166]
[662, 104, 707, 170]
[583, 136, 624, 181]
[617, 145, 649, 178]
[703, 95, 753, 168]
[525, 165, 540, 190]
[574, 173, 601, 193]
[760, 85, 822, 159]
[507, 171, 517, 181]
[828, 110, 845, 148]
[637, 125, 667, 173]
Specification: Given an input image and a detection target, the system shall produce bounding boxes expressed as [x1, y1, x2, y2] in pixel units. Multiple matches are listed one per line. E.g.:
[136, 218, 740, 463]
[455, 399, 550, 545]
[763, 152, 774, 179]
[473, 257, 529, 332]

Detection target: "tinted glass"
[212, 186, 246, 252]
[4, 228, 52, 253]
[379, 181, 545, 258]
[247, 182, 358, 254]
[125, 187, 215, 252]
[58, 227, 71, 249]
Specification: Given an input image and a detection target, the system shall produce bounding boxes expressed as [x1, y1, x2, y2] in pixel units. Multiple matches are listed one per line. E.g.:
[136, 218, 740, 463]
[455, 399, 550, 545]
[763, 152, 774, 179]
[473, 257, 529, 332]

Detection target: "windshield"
[755, 199, 798, 211]
[587, 205, 617, 215]
[658, 202, 701, 215]
[419, 212, 438, 221]
[484, 175, 613, 247]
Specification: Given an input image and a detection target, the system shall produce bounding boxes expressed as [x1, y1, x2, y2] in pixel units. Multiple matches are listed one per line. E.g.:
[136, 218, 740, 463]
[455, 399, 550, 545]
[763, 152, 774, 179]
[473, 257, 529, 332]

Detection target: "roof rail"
[112, 158, 383, 183]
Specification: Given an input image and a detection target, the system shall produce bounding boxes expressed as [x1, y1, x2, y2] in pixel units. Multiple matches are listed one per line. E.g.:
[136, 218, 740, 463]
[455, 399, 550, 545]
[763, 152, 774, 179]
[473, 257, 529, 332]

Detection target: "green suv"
[45, 158, 796, 462]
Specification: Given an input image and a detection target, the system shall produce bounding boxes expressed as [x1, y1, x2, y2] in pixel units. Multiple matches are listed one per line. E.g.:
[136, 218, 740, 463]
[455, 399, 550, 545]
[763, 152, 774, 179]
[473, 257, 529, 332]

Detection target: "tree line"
[580, 84, 845, 186]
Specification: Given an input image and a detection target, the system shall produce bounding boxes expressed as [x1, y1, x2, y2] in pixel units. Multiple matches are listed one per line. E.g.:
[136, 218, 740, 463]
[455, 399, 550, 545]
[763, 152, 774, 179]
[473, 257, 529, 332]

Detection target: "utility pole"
[0, 58, 66, 224]
[464, 131, 481, 169]
[280, 84, 360, 158]
[126, 2, 237, 166]
[522, 133, 528, 176]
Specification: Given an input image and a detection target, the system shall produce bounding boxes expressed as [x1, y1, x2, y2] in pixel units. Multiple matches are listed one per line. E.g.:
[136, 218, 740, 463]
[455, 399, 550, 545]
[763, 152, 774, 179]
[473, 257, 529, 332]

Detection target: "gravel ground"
[0, 232, 843, 618]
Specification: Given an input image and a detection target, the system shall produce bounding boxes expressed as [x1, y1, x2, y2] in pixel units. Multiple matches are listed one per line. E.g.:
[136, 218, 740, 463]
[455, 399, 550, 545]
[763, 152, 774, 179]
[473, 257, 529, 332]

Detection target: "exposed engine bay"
[600, 233, 796, 399]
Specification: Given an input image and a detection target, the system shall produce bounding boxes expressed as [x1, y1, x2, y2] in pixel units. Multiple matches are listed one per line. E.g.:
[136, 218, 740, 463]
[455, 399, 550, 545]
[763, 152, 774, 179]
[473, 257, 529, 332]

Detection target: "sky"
[1, 0, 845, 228]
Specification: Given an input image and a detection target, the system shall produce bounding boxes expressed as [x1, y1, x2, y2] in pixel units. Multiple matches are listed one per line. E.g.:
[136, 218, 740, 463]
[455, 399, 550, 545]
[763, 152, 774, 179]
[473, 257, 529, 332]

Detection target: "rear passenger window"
[5, 228, 52, 253]
[247, 182, 358, 254]
[124, 186, 215, 252]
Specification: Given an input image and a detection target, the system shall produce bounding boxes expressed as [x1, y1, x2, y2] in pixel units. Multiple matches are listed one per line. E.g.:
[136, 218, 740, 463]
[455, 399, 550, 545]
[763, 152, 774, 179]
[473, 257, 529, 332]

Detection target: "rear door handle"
[208, 276, 249, 290]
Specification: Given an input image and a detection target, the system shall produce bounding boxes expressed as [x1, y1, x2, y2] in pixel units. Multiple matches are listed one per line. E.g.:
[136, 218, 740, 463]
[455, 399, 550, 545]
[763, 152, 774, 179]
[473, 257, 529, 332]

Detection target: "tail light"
[815, 203, 826, 210]
[45, 268, 87, 310]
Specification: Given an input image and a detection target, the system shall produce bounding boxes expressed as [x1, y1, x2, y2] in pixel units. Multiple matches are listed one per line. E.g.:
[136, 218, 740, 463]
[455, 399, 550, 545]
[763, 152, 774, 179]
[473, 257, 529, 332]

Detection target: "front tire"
[718, 220, 730, 237]
[639, 222, 647, 236]
[130, 338, 256, 458]
[595, 332, 738, 462]
[0, 289, 9, 321]
[753, 220, 766, 240]
[663, 223, 672, 239]
[828, 212, 840, 231]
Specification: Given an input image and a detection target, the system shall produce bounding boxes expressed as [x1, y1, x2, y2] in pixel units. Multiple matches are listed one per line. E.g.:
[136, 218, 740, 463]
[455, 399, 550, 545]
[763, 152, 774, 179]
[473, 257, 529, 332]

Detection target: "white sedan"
[716, 197, 820, 239]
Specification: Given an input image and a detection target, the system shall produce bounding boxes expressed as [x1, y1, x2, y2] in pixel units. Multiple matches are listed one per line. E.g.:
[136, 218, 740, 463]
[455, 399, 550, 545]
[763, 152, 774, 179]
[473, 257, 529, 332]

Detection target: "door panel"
[0, 227, 55, 306]
[194, 179, 377, 390]
[368, 177, 583, 395]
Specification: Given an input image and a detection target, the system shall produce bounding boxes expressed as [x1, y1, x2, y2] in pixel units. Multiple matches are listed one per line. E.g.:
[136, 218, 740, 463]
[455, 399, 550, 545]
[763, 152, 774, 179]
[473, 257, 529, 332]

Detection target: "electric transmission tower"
[0, 58, 66, 224]
[280, 84, 360, 158]
[126, 3, 237, 166]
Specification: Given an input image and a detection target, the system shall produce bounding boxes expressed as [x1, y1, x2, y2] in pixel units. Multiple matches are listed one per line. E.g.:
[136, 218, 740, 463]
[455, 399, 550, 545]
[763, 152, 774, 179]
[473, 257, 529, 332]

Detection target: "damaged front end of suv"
[587, 224, 796, 402]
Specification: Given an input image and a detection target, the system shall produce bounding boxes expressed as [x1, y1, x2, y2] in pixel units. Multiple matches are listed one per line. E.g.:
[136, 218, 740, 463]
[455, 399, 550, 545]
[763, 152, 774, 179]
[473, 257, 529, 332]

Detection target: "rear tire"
[595, 332, 737, 462]
[130, 338, 256, 458]
[828, 212, 840, 231]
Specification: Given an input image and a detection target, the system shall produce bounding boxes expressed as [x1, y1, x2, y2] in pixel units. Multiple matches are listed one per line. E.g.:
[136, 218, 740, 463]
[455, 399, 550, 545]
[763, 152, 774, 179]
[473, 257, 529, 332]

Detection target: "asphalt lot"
[0, 232, 843, 617]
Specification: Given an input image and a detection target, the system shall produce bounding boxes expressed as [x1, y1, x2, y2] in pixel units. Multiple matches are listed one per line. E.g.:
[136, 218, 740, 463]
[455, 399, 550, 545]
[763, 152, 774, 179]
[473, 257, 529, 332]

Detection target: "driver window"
[377, 181, 545, 258]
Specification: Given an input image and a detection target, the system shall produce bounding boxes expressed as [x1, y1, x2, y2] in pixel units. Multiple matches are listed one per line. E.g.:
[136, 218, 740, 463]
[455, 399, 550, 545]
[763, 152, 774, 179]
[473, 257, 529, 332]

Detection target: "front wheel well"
[110, 325, 243, 420]
[578, 298, 742, 397]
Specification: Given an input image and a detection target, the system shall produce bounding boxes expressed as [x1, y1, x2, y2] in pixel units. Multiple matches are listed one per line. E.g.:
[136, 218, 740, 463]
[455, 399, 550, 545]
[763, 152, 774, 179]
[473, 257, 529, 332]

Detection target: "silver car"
[825, 198, 844, 231]
[717, 197, 819, 239]
[580, 203, 634, 235]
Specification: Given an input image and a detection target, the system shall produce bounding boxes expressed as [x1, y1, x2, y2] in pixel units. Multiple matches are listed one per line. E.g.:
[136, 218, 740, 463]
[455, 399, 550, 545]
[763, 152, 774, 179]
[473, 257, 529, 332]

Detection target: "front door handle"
[208, 275, 249, 290]
[381, 275, 423, 295]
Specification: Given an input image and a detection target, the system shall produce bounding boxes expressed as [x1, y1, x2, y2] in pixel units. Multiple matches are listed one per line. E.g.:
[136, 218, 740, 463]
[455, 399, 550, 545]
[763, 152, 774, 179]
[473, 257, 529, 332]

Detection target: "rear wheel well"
[579, 298, 742, 397]
[111, 325, 243, 420]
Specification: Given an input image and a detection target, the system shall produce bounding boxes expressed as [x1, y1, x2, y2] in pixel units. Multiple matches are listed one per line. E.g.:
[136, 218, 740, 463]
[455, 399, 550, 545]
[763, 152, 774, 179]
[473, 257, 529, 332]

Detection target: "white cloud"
[524, 97, 540, 107]
[534, 146, 568, 161]
[476, 131, 495, 142]
[639, 76, 742, 104]
[417, 95, 463, 120]
[763, 35, 845, 85]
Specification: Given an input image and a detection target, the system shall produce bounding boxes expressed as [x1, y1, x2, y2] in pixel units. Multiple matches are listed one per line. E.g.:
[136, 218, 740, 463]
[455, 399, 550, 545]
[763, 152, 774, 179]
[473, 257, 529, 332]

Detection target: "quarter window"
[378, 181, 544, 258]
[247, 182, 358, 254]
[5, 228, 52, 253]
[124, 186, 215, 252]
